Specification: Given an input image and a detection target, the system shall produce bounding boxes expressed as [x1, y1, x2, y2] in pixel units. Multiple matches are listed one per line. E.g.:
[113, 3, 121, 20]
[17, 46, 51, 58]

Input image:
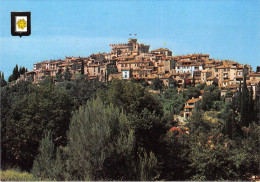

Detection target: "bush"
[0, 169, 38, 181]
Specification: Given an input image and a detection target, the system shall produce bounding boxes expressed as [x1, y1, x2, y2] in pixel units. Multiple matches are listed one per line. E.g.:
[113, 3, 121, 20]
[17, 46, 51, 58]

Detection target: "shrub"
[0, 169, 38, 181]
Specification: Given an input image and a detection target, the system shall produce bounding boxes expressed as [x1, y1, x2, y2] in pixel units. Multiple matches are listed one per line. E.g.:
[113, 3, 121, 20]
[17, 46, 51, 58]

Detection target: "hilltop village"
[3, 39, 260, 181]
[21, 38, 260, 118]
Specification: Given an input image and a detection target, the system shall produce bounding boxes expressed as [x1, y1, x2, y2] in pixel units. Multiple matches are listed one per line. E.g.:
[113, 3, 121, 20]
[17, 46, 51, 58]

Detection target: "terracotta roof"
[237, 66, 244, 69]
[50, 61, 60, 64]
[172, 73, 180, 76]
[216, 65, 230, 69]
[205, 60, 215, 64]
[152, 48, 170, 52]
[226, 84, 239, 89]
[186, 98, 201, 104]
[118, 60, 147, 64]
[89, 64, 99, 67]
[236, 76, 243, 79]
[169, 127, 182, 132]
[177, 60, 193, 64]
[184, 106, 195, 109]
[157, 72, 164, 75]
[204, 65, 215, 68]
[190, 62, 204, 66]
[201, 70, 209, 73]
[140, 69, 152, 71]
[249, 74, 260, 77]
[206, 77, 214, 80]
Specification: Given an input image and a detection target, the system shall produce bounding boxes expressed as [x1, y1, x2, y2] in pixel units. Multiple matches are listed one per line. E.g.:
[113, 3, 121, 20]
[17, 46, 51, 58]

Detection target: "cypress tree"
[248, 85, 254, 123]
[192, 74, 195, 87]
[19, 66, 26, 75]
[80, 60, 84, 75]
[1, 72, 7, 87]
[8, 65, 20, 82]
[14, 64, 19, 80]
[106, 70, 109, 83]
[240, 74, 249, 127]
[237, 81, 242, 112]
[104, 71, 107, 83]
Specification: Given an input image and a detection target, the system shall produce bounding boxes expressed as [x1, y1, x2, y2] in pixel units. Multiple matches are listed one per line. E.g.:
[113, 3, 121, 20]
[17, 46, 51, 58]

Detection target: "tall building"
[110, 38, 150, 58]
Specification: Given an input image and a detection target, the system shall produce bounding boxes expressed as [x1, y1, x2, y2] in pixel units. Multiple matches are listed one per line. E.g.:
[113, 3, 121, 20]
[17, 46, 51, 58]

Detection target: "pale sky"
[0, 0, 260, 78]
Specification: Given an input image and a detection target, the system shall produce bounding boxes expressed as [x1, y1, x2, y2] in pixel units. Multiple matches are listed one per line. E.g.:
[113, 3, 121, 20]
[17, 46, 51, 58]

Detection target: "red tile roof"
[186, 98, 201, 104]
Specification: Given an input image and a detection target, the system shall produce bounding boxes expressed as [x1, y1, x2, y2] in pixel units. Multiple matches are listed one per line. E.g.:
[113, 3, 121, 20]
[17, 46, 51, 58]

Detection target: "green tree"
[248, 86, 255, 122]
[63, 67, 72, 81]
[225, 90, 233, 98]
[159, 87, 185, 115]
[201, 85, 220, 111]
[105, 79, 163, 116]
[160, 130, 191, 180]
[169, 77, 178, 87]
[182, 86, 201, 101]
[196, 83, 206, 90]
[31, 131, 56, 180]
[237, 81, 242, 112]
[56, 69, 63, 82]
[8, 64, 19, 82]
[192, 74, 195, 87]
[187, 111, 239, 180]
[80, 60, 84, 75]
[65, 97, 136, 180]
[139, 152, 159, 181]
[151, 77, 163, 91]
[240, 74, 249, 127]
[131, 78, 149, 87]
[19, 66, 27, 75]
[7, 65, 28, 82]
[57, 75, 106, 109]
[0, 71, 7, 87]
[2, 84, 73, 170]
[218, 102, 241, 138]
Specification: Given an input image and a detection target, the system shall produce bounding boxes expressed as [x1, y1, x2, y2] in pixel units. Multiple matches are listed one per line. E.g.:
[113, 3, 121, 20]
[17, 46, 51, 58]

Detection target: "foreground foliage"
[0, 169, 37, 181]
[1, 78, 259, 180]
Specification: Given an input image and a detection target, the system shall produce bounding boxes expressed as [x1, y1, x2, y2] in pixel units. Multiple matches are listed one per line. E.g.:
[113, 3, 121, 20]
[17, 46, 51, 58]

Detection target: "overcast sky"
[0, 0, 259, 78]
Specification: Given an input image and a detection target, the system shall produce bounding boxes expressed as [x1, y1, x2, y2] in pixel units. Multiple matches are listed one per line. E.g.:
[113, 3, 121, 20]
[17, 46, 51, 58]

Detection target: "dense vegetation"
[0, 169, 38, 181]
[1, 67, 259, 181]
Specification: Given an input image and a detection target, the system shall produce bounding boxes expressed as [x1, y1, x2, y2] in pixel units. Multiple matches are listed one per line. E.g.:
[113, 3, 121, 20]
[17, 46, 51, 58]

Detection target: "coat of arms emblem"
[11, 12, 31, 37]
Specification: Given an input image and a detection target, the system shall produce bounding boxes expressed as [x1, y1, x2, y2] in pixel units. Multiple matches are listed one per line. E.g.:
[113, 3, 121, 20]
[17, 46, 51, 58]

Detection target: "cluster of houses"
[21, 38, 260, 119]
